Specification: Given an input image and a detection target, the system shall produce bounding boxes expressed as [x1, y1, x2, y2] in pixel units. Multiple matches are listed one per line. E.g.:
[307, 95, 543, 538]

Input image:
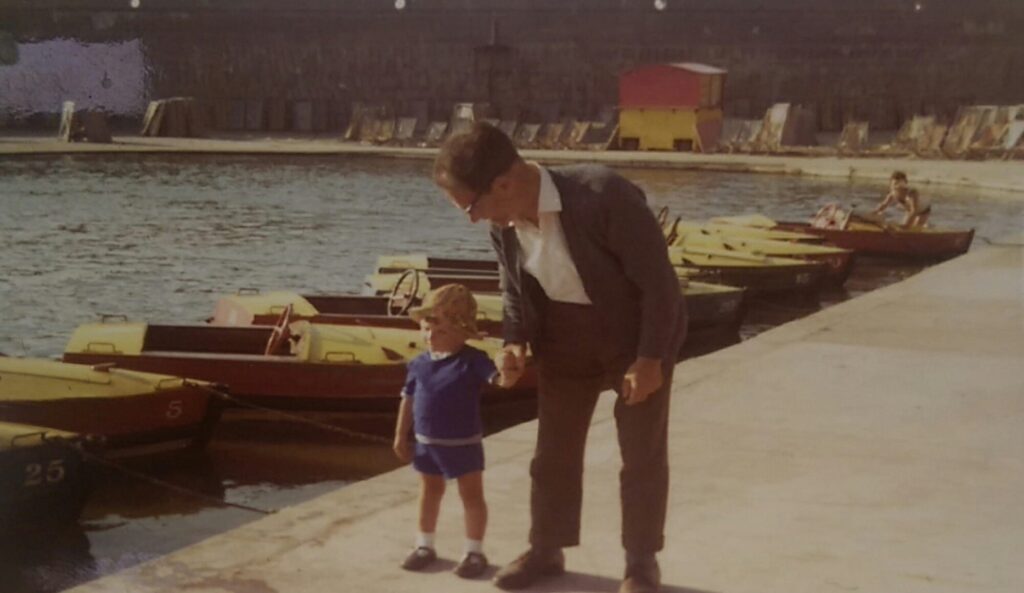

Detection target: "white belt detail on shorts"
[415, 433, 483, 446]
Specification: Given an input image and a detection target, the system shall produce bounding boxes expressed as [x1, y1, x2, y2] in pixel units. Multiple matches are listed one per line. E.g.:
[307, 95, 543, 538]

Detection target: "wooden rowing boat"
[669, 218, 824, 244]
[772, 220, 975, 261]
[62, 321, 534, 412]
[376, 249, 823, 300]
[0, 357, 221, 458]
[670, 228, 854, 288]
[0, 421, 95, 539]
[212, 273, 746, 362]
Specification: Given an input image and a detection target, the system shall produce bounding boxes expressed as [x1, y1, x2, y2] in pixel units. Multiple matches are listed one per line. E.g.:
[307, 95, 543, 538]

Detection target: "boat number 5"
[24, 460, 66, 487]
[166, 399, 184, 420]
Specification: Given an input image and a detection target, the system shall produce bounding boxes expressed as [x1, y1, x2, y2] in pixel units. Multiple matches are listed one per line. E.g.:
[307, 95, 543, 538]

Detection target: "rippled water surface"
[1, 154, 1021, 591]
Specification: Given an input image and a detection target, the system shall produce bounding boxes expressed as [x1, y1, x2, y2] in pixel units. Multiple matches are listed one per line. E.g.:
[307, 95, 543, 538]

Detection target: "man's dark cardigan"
[489, 164, 687, 363]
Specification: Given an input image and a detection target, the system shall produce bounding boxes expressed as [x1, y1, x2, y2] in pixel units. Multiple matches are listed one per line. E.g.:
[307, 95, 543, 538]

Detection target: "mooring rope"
[194, 384, 394, 446]
[47, 438, 276, 515]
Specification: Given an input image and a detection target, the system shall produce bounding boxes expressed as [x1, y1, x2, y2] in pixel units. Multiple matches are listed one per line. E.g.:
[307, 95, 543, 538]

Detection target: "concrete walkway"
[66, 237, 1024, 593]
[2, 134, 1023, 195]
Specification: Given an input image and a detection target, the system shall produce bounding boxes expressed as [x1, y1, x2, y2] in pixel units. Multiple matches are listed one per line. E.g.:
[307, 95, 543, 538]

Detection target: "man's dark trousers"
[529, 301, 672, 555]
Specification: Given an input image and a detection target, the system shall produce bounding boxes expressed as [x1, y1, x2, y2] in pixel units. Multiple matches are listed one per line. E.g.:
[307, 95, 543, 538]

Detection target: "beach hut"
[618, 62, 726, 152]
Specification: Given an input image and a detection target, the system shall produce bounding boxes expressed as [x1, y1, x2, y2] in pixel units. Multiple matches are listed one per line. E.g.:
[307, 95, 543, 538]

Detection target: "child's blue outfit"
[402, 345, 497, 479]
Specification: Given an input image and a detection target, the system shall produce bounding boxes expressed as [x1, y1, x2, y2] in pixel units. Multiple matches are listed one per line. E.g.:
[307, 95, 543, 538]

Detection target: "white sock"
[464, 539, 484, 555]
[416, 532, 435, 549]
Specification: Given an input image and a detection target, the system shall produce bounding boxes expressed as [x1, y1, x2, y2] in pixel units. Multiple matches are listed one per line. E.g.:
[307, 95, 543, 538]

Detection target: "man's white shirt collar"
[535, 163, 562, 215]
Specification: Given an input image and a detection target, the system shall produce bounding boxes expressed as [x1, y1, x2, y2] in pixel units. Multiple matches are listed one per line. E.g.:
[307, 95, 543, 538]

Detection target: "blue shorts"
[413, 441, 484, 479]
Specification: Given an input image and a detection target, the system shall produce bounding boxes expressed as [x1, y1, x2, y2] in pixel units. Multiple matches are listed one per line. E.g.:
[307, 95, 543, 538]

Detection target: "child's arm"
[393, 396, 414, 462]
[873, 191, 895, 215]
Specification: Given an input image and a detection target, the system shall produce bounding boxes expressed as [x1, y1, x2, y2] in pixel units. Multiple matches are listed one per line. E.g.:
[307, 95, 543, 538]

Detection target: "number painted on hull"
[166, 399, 184, 420]
[23, 460, 66, 487]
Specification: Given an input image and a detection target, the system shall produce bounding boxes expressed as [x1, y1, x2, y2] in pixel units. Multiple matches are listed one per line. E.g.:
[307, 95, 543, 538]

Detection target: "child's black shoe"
[401, 546, 437, 571]
[454, 551, 489, 579]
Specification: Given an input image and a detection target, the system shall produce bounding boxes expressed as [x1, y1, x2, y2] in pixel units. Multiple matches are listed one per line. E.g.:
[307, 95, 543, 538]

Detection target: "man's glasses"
[463, 184, 492, 215]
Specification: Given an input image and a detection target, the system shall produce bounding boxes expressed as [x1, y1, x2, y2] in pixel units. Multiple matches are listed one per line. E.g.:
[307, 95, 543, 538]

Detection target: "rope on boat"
[49, 439, 276, 516]
[195, 385, 394, 446]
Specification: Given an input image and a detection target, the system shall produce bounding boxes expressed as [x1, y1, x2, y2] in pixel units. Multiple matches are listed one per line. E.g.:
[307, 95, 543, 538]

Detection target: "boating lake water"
[1, 154, 1022, 592]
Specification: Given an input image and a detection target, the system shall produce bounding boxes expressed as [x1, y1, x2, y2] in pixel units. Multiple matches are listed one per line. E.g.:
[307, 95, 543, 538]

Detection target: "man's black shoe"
[454, 551, 489, 579]
[493, 547, 565, 590]
[401, 546, 437, 571]
[619, 558, 660, 593]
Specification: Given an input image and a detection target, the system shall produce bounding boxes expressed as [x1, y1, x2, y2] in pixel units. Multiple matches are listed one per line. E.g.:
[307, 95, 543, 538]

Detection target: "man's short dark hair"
[891, 170, 908, 182]
[433, 122, 521, 194]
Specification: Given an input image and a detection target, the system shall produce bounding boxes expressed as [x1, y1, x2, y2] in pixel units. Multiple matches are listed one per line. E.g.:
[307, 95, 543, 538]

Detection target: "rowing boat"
[376, 249, 823, 300]
[62, 321, 534, 412]
[667, 247, 827, 300]
[362, 267, 747, 358]
[669, 218, 823, 244]
[670, 227, 854, 288]
[0, 421, 94, 538]
[773, 220, 974, 261]
[0, 357, 221, 458]
[714, 213, 974, 261]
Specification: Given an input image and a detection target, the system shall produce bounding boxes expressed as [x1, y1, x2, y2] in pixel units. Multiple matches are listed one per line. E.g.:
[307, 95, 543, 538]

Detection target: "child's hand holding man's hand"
[494, 344, 525, 388]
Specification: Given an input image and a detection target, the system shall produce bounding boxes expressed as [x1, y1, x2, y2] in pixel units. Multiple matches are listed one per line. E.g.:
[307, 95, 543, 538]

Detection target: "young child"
[873, 170, 931, 228]
[393, 283, 522, 579]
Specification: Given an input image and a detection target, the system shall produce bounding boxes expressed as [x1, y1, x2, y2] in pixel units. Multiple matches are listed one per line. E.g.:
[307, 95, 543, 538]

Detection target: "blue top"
[402, 346, 497, 445]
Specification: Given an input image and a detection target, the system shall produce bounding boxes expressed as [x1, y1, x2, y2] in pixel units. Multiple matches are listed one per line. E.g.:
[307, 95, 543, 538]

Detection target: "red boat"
[62, 321, 535, 412]
[0, 358, 220, 458]
[773, 221, 974, 261]
[211, 282, 746, 362]
[375, 252, 824, 301]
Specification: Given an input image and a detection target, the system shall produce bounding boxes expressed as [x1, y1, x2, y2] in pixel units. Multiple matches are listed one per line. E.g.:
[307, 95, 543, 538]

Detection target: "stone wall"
[3, 0, 1023, 130]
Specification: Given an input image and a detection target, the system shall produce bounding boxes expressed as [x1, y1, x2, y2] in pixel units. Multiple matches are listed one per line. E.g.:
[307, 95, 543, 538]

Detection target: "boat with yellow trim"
[361, 267, 746, 357]
[714, 213, 974, 261]
[775, 219, 974, 261]
[375, 249, 818, 301]
[667, 246, 826, 300]
[669, 224, 854, 288]
[62, 320, 533, 411]
[376, 245, 821, 301]
[0, 421, 95, 538]
[213, 278, 746, 351]
[0, 357, 220, 458]
[665, 217, 824, 244]
[211, 290, 504, 332]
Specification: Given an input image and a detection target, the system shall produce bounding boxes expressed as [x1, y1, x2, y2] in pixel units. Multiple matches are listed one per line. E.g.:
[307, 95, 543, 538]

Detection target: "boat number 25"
[24, 460, 66, 487]
[166, 399, 184, 420]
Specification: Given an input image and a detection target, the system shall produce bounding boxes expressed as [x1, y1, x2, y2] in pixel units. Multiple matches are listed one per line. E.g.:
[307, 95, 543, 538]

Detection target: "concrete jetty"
[65, 236, 1024, 592]
[1, 134, 1023, 195]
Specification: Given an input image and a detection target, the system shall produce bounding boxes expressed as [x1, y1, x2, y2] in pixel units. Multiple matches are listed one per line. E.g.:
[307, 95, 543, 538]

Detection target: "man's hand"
[494, 343, 526, 388]
[621, 356, 664, 405]
[393, 436, 412, 463]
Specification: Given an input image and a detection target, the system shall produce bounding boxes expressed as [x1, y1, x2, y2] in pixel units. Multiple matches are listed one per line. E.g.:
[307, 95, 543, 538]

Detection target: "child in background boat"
[872, 171, 932, 228]
[393, 283, 523, 579]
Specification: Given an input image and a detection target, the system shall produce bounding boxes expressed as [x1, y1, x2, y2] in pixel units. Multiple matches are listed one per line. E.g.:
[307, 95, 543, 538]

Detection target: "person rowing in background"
[872, 171, 931, 228]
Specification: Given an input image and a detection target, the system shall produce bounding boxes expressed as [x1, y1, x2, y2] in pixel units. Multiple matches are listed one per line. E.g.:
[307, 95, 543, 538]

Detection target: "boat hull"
[218, 286, 746, 363]
[0, 425, 94, 538]
[0, 360, 222, 458]
[0, 391, 221, 458]
[64, 351, 535, 412]
[774, 222, 974, 261]
[374, 259, 822, 302]
[679, 263, 825, 301]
